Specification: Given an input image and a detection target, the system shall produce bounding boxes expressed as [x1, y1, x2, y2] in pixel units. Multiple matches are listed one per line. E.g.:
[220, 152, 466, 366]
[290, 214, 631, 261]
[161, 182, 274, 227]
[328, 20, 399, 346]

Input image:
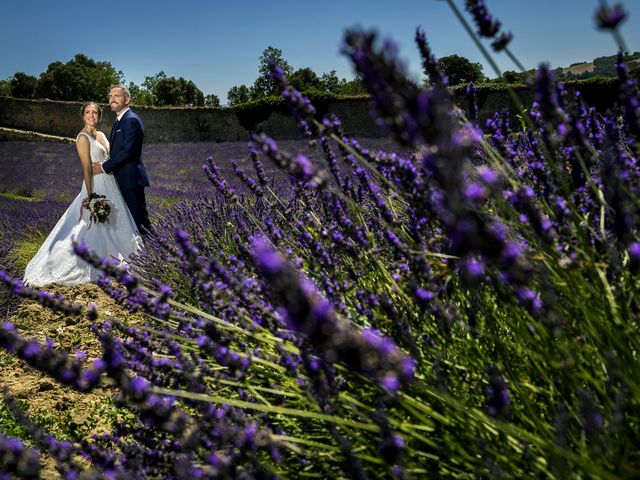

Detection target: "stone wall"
[0, 96, 380, 143]
[0, 82, 620, 143]
[0, 127, 74, 143]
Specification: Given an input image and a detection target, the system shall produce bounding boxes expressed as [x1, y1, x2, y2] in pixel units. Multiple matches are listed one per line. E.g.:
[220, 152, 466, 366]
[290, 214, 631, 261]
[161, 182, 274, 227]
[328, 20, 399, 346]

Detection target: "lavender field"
[0, 138, 396, 265]
[2, 2, 640, 479]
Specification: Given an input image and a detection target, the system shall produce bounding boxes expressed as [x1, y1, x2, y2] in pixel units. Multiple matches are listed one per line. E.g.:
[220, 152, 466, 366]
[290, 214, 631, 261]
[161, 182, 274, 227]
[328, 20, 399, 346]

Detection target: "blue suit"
[103, 109, 151, 233]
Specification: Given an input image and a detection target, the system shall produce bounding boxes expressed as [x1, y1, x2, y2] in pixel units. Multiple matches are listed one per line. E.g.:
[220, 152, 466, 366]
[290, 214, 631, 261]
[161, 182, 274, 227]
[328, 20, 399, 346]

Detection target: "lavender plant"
[1, 2, 640, 479]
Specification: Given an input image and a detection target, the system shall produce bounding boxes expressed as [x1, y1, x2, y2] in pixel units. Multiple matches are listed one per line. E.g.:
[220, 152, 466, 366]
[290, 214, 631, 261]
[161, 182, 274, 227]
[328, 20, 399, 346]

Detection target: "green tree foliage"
[204, 94, 221, 107]
[34, 54, 124, 101]
[318, 71, 367, 95]
[592, 52, 639, 77]
[320, 70, 341, 93]
[227, 85, 251, 106]
[154, 77, 204, 106]
[289, 67, 322, 92]
[126, 83, 150, 106]
[141, 71, 167, 103]
[127, 82, 151, 106]
[497, 70, 531, 84]
[436, 54, 484, 85]
[87, 69, 206, 107]
[0, 79, 10, 96]
[250, 46, 293, 100]
[226, 49, 368, 103]
[335, 78, 367, 95]
[127, 82, 142, 100]
[9, 72, 38, 99]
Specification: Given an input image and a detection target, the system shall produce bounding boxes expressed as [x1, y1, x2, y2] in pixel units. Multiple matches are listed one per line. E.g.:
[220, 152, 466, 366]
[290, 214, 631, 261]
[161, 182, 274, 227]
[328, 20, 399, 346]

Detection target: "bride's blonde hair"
[80, 102, 102, 121]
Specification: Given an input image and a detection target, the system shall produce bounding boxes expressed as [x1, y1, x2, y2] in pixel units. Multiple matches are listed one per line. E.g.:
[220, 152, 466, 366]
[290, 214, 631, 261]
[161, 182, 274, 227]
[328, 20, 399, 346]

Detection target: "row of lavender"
[2, 1, 640, 478]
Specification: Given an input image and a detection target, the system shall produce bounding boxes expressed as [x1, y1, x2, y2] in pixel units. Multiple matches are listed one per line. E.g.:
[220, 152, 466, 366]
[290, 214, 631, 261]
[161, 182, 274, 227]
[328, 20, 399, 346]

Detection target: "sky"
[1, 0, 638, 105]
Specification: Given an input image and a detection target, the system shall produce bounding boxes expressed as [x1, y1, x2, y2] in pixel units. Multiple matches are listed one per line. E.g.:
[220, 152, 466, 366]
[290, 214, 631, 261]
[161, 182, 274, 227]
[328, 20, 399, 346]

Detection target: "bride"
[23, 102, 142, 287]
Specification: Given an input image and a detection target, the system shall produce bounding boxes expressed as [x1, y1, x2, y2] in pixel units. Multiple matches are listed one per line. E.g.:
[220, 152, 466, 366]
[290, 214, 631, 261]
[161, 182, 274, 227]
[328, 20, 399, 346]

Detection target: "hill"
[560, 51, 640, 79]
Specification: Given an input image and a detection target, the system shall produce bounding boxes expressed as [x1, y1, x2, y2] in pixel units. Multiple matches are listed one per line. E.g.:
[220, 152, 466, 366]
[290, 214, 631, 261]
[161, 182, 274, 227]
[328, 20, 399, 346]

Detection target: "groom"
[92, 84, 151, 233]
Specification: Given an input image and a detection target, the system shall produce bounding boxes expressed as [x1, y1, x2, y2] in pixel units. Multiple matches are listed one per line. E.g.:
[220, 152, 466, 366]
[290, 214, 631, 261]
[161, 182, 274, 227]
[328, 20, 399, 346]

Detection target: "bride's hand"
[79, 197, 90, 221]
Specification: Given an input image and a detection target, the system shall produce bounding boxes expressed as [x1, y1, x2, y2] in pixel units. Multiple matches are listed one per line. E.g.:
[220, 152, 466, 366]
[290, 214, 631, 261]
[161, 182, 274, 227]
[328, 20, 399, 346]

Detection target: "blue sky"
[1, 1, 638, 105]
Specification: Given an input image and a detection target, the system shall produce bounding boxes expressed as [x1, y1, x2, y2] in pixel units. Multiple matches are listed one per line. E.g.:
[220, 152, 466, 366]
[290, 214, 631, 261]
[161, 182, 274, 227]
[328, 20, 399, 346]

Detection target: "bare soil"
[0, 283, 146, 477]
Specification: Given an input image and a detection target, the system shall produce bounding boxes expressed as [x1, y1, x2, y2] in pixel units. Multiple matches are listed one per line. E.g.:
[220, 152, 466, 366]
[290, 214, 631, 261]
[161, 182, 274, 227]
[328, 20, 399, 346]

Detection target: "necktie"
[110, 119, 119, 146]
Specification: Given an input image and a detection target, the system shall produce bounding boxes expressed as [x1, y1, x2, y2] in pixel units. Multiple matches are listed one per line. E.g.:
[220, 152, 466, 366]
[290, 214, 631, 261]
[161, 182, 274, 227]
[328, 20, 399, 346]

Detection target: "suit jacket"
[103, 109, 150, 189]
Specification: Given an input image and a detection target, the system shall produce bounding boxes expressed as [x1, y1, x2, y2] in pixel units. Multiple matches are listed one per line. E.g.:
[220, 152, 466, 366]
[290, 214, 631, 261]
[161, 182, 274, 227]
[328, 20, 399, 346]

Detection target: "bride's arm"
[76, 135, 93, 198]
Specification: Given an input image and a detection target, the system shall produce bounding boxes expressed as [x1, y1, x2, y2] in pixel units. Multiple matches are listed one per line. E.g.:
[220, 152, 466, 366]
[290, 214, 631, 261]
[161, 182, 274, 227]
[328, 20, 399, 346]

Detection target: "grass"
[0, 191, 41, 202]
[0, 398, 29, 440]
[13, 232, 47, 272]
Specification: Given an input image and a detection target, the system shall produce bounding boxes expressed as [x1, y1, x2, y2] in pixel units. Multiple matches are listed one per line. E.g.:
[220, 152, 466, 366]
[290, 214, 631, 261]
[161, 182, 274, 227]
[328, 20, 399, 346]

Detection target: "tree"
[127, 81, 155, 106]
[9, 72, 38, 98]
[181, 78, 205, 106]
[204, 94, 221, 107]
[249, 80, 268, 101]
[34, 54, 124, 101]
[289, 67, 322, 92]
[335, 78, 367, 96]
[154, 78, 180, 106]
[500, 70, 527, 84]
[0, 79, 10, 96]
[127, 81, 142, 100]
[251, 46, 293, 99]
[141, 71, 167, 104]
[320, 70, 341, 93]
[227, 85, 251, 106]
[435, 54, 484, 85]
[154, 76, 204, 106]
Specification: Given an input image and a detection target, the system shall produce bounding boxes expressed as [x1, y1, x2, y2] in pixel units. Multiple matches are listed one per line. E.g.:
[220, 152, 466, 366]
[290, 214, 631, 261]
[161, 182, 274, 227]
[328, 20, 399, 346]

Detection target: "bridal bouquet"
[83, 193, 111, 226]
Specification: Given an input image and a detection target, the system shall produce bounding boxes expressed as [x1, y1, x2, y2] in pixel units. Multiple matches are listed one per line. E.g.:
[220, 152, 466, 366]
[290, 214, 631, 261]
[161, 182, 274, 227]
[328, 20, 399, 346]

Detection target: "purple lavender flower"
[0, 271, 84, 316]
[465, 0, 501, 38]
[577, 389, 604, 450]
[2, 388, 87, 477]
[0, 434, 41, 479]
[0, 322, 105, 391]
[252, 236, 414, 391]
[415, 27, 447, 86]
[485, 365, 510, 419]
[466, 81, 478, 121]
[268, 59, 321, 137]
[595, 3, 627, 29]
[491, 31, 513, 52]
[253, 133, 327, 188]
[343, 29, 455, 146]
[515, 287, 543, 315]
[464, 182, 487, 202]
[477, 166, 500, 185]
[462, 257, 485, 283]
[628, 242, 640, 258]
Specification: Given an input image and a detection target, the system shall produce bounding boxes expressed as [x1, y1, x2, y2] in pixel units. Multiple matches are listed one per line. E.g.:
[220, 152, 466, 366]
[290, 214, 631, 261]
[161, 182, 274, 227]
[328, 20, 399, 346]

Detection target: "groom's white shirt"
[100, 108, 131, 173]
[116, 107, 130, 122]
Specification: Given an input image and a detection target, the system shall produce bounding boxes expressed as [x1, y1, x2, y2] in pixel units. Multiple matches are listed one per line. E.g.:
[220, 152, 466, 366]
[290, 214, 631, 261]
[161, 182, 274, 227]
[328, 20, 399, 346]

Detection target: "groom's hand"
[91, 163, 104, 176]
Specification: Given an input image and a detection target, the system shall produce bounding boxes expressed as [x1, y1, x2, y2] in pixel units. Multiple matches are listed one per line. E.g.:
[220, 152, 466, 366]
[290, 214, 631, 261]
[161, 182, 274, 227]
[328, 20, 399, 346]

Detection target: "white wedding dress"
[23, 132, 143, 287]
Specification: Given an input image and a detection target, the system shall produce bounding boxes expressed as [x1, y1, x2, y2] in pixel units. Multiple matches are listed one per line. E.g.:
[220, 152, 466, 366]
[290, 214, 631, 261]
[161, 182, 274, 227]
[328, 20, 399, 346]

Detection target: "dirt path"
[0, 283, 146, 477]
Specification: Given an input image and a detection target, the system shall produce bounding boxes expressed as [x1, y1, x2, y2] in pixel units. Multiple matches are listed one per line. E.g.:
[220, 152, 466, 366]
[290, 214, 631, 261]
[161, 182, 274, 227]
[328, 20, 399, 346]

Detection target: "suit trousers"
[120, 187, 152, 234]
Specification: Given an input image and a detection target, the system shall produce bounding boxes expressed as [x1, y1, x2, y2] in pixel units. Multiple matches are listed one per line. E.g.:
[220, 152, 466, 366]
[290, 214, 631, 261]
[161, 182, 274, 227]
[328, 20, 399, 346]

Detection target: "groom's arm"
[101, 116, 144, 174]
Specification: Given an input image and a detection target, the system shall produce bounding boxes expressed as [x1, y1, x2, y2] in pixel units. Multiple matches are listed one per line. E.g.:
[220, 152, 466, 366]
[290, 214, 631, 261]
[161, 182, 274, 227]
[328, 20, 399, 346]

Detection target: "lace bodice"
[76, 131, 110, 164]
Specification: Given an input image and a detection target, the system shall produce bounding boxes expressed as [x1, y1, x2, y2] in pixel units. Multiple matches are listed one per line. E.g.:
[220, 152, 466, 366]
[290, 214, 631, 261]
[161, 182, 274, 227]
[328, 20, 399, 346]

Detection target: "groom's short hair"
[110, 84, 131, 99]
